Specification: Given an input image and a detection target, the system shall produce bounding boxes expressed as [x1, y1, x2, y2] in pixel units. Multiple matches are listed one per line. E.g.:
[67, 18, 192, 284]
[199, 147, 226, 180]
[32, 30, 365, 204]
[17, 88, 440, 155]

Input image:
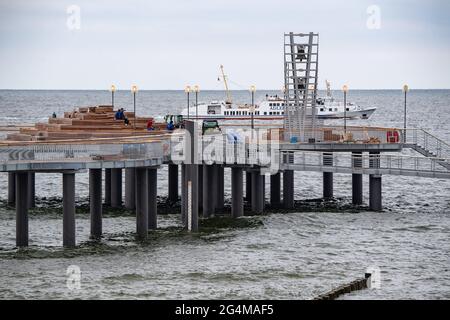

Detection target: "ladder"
[283, 32, 322, 142]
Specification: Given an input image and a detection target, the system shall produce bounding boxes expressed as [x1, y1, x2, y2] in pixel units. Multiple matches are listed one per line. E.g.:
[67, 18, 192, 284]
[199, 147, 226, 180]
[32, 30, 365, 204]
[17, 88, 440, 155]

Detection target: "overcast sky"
[0, 0, 449, 90]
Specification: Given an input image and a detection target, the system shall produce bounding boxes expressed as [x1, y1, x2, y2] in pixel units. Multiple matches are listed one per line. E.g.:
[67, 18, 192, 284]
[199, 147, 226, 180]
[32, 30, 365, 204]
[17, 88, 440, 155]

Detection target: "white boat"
[180, 69, 376, 120]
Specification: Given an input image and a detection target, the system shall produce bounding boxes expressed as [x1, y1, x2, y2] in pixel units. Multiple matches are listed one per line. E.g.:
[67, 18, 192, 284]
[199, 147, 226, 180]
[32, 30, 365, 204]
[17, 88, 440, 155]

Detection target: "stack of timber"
[3, 105, 169, 144]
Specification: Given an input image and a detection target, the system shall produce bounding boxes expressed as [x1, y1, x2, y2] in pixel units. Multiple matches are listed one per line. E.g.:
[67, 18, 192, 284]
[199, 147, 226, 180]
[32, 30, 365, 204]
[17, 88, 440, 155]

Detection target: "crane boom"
[220, 65, 232, 104]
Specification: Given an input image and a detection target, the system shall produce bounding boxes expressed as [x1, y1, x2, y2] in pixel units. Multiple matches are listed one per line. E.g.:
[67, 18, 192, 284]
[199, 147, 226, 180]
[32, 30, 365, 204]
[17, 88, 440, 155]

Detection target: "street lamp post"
[110, 85, 116, 108]
[193, 85, 199, 120]
[131, 85, 138, 130]
[403, 84, 409, 142]
[342, 84, 349, 135]
[250, 85, 256, 130]
[185, 86, 191, 119]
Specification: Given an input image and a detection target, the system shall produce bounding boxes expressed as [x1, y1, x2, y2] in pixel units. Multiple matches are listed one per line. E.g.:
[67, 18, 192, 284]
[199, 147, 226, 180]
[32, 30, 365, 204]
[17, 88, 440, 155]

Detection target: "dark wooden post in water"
[181, 164, 186, 224]
[104, 168, 111, 206]
[283, 170, 294, 209]
[16, 172, 29, 247]
[352, 152, 363, 205]
[89, 168, 102, 239]
[62, 172, 76, 247]
[168, 164, 179, 202]
[27, 172, 35, 208]
[323, 153, 333, 198]
[135, 167, 148, 239]
[369, 152, 382, 211]
[8, 172, 16, 205]
[198, 164, 203, 211]
[251, 169, 264, 214]
[125, 168, 136, 210]
[147, 168, 158, 230]
[270, 172, 281, 206]
[111, 168, 122, 208]
[231, 167, 244, 217]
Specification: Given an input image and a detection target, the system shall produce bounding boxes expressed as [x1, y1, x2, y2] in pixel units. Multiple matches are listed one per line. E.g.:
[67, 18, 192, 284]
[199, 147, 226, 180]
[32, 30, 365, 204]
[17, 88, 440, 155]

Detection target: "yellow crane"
[219, 65, 232, 104]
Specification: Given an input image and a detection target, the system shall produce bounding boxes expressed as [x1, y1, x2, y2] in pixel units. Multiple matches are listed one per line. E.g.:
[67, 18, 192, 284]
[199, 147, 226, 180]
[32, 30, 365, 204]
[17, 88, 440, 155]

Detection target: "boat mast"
[220, 65, 232, 104]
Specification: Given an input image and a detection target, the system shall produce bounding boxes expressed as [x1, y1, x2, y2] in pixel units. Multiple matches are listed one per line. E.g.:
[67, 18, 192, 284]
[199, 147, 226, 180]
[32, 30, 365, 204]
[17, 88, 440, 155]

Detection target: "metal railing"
[283, 151, 450, 177]
[403, 128, 450, 159]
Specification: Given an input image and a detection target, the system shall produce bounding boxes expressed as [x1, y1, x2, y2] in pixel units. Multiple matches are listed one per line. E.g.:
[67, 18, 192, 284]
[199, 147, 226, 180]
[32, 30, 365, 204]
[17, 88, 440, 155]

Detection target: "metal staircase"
[404, 129, 450, 170]
[283, 32, 323, 142]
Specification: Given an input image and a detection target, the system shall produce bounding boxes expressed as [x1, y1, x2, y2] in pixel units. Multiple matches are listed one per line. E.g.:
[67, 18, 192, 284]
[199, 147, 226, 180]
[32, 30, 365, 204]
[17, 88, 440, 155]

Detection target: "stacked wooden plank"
[4, 105, 168, 143]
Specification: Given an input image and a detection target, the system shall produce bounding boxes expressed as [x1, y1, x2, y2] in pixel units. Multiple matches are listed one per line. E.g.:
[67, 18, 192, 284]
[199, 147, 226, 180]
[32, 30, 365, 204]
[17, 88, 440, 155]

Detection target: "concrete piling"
[89, 168, 102, 239]
[8, 172, 15, 205]
[147, 168, 157, 230]
[62, 172, 76, 247]
[104, 168, 111, 206]
[124, 168, 136, 210]
[369, 152, 382, 211]
[323, 153, 333, 199]
[15, 172, 29, 247]
[27, 172, 35, 208]
[352, 152, 363, 205]
[283, 170, 294, 209]
[245, 171, 252, 203]
[202, 164, 214, 217]
[111, 168, 122, 208]
[168, 164, 179, 202]
[185, 164, 199, 231]
[181, 164, 186, 223]
[251, 170, 264, 214]
[216, 165, 224, 211]
[135, 167, 148, 239]
[270, 172, 281, 206]
[198, 164, 203, 210]
[231, 167, 244, 218]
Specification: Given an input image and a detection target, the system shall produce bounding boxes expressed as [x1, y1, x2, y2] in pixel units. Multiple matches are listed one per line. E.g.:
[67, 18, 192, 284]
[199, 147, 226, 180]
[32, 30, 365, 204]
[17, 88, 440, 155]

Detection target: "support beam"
[352, 152, 363, 205]
[104, 168, 111, 206]
[283, 170, 294, 209]
[251, 170, 264, 214]
[124, 168, 136, 210]
[89, 169, 102, 239]
[110, 168, 122, 208]
[216, 165, 224, 212]
[323, 153, 333, 198]
[181, 164, 186, 224]
[270, 172, 281, 206]
[231, 167, 244, 217]
[27, 172, 35, 208]
[211, 164, 219, 212]
[8, 172, 15, 205]
[168, 164, 179, 202]
[135, 168, 148, 239]
[202, 165, 214, 217]
[147, 168, 158, 230]
[198, 164, 203, 211]
[185, 164, 199, 232]
[245, 171, 252, 203]
[15, 172, 28, 247]
[63, 172, 76, 247]
[369, 152, 382, 211]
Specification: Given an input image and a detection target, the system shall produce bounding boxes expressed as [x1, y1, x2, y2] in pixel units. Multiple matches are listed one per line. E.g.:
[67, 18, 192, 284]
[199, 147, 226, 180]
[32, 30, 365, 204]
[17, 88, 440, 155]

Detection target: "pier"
[1, 104, 449, 248]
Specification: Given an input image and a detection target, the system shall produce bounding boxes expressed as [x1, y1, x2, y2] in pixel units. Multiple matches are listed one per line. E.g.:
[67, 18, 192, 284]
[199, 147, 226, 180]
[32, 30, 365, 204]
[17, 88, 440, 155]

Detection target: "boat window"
[334, 108, 338, 111]
[244, 111, 247, 115]
[329, 108, 332, 112]
[264, 112, 267, 115]
[224, 111, 228, 115]
[320, 108, 324, 112]
[269, 103, 272, 107]
[346, 108, 349, 111]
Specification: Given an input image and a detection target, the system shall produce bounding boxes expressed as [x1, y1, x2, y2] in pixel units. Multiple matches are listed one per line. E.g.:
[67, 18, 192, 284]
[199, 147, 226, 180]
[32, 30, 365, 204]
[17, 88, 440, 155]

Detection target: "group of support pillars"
[9, 150, 383, 248]
[321, 151, 382, 211]
[11, 166, 159, 248]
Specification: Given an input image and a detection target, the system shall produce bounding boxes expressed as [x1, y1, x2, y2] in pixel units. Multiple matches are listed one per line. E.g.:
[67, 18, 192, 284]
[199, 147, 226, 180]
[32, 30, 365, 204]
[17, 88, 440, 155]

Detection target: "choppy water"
[0, 89, 449, 300]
